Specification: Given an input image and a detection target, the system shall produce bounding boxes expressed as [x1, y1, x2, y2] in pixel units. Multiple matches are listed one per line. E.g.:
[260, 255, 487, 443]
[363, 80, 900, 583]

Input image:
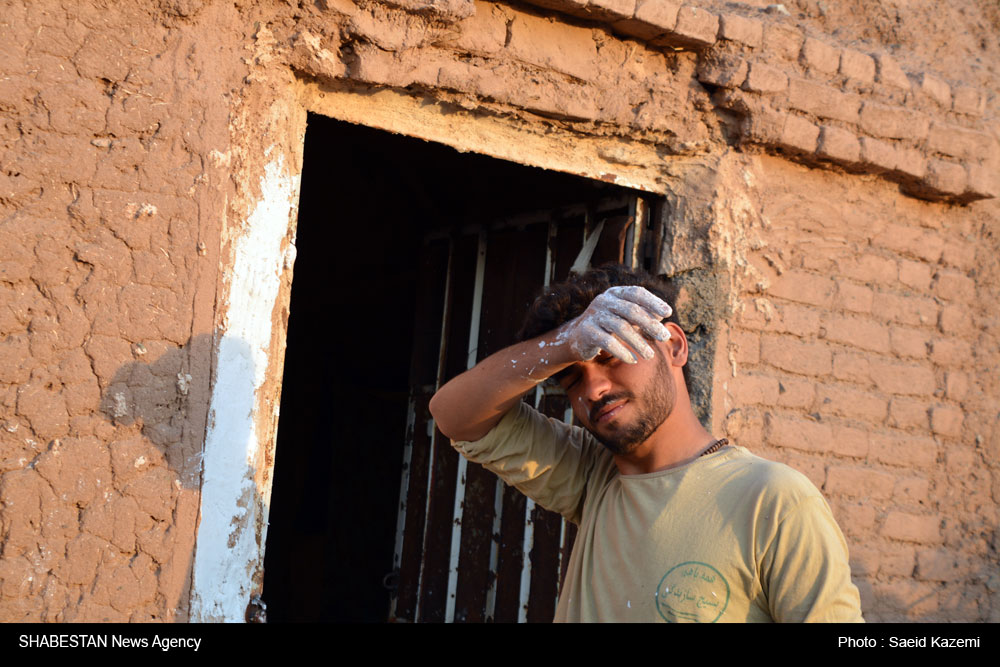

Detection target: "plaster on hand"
[559, 286, 672, 364]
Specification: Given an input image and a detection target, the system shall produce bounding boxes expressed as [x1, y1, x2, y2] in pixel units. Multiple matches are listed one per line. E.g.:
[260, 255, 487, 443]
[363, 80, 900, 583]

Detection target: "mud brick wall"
[0, 0, 997, 622]
[719, 155, 999, 622]
[0, 1, 245, 621]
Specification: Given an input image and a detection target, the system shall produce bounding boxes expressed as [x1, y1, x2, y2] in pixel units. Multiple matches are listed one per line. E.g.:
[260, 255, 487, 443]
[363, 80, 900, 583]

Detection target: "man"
[429, 264, 863, 622]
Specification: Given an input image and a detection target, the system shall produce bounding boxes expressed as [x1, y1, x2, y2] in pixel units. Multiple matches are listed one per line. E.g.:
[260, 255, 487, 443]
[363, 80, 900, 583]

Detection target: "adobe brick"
[742, 61, 788, 93]
[836, 281, 873, 314]
[778, 114, 819, 153]
[800, 37, 839, 74]
[897, 259, 932, 291]
[858, 102, 929, 141]
[834, 501, 876, 535]
[764, 413, 831, 452]
[731, 373, 780, 405]
[817, 384, 888, 422]
[848, 545, 878, 577]
[666, 5, 718, 47]
[871, 223, 944, 263]
[839, 48, 875, 84]
[874, 53, 910, 89]
[717, 13, 762, 48]
[763, 23, 803, 60]
[506, 12, 599, 82]
[583, 0, 636, 21]
[945, 446, 976, 474]
[878, 544, 917, 577]
[832, 351, 870, 384]
[613, 0, 679, 40]
[761, 335, 832, 376]
[695, 56, 747, 88]
[736, 299, 771, 331]
[944, 371, 968, 401]
[869, 359, 937, 397]
[894, 475, 929, 505]
[830, 423, 870, 458]
[930, 404, 963, 438]
[938, 304, 972, 336]
[786, 452, 827, 490]
[887, 397, 931, 430]
[918, 73, 951, 107]
[883, 511, 942, 543]
[770, 302, 821, 336]
[929, 337, 972, 367]
[787, 78, 860, 123]
[817, 125, 860, 163]
[967, 163, 1000, 199]
[926, 123, 992, 161]
[839, 253, 898, 284]
[877, 580, 940, 617]
[889, 326, 930, 359]
[916, 549, 972, 582]
[940, 240, 976, 272]
[870, 432, 937, 468]
[449, 0, 508, 54]
[740, 105, 786, 144]
[951, 86, 985, 116]
[892, 145, 927, 180]
[872, 292, 939, 327]
[823, 314, 890, 354]
[723, 406, 764, 447]
[729, 328, 760, 365]
[770, 379, 812, 411]
[933, 270, 976, 303]
[768, 269, 833, 307]
[859, 136, 896, 172]
[826, 465, 895, 500]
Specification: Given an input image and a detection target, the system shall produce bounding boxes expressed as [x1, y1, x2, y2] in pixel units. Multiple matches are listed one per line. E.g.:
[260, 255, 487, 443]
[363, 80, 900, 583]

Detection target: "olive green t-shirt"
[453, 401, 863, 623]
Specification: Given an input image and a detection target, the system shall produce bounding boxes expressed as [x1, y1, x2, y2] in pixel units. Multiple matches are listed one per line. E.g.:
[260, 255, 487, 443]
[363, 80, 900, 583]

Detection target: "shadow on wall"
[0, 334, 220, 621]
[99, 332, 268, 623]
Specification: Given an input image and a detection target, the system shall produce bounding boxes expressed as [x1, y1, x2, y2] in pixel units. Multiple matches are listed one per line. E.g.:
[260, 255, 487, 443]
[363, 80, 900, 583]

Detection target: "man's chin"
[589, 424, 644, 456]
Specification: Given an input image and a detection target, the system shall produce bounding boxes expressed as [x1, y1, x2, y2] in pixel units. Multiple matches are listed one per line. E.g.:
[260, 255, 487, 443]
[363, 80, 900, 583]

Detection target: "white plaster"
[190, 155, 298, 622]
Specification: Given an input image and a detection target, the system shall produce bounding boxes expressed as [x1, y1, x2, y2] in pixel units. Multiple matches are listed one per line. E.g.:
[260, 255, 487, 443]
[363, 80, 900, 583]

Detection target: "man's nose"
[577, 363, 612, 405]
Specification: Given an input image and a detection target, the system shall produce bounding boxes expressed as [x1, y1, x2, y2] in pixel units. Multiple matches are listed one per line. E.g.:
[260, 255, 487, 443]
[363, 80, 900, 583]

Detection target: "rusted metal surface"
[416, 234, 478, 622]
[392, 240, 449, 621]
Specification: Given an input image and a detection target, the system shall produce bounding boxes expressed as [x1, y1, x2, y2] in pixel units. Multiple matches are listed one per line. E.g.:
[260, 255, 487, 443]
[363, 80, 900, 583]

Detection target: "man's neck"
[613, 411, 716, 476]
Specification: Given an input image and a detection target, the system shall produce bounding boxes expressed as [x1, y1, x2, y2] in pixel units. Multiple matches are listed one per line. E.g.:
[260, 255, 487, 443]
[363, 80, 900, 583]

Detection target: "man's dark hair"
[517, 264, 676, 342]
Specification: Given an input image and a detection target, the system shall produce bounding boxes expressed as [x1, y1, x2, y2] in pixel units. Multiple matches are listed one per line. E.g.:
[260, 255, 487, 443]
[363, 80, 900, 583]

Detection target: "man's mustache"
[588, 391, 634, 423]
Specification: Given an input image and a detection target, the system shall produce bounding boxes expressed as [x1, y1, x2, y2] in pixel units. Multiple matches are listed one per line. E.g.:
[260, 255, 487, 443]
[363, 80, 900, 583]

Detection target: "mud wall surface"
[0, 0, 248, 621]
[717, 154, 1000, 621]
[0, 0, 997, 622]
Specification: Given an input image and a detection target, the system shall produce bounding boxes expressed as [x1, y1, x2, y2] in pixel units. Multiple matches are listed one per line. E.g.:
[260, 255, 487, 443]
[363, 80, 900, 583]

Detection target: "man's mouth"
[590, 394, 631, 425]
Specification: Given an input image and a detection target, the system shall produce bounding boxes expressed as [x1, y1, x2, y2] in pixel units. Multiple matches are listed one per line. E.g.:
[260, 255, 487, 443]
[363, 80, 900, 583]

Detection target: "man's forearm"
[429, 328, 576, 442]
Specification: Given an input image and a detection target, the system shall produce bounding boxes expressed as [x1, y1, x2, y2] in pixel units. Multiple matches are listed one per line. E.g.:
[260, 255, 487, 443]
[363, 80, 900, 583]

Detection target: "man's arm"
[761, 491, 864, 622]
[429, 285, 673, 442]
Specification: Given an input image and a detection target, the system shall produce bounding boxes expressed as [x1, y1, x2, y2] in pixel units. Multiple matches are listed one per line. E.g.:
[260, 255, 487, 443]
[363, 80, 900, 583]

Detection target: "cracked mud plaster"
[2, 0, 998, 625]
[0, 0, 238, 621]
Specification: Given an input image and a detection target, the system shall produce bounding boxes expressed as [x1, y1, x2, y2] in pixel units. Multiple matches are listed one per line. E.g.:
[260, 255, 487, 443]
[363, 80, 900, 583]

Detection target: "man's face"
[559, 347, 675, 456]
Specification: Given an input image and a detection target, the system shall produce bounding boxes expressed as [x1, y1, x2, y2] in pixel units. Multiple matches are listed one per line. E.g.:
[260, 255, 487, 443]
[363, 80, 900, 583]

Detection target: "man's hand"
[555, 286, 672, 364]
[429, 285, 673, 442]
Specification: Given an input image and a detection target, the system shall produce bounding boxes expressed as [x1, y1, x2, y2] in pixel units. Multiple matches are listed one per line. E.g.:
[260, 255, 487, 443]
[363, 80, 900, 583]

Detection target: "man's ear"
[662, 322, 688, 367]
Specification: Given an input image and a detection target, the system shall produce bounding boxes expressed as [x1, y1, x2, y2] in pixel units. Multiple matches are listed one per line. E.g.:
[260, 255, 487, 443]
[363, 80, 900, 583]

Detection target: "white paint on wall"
[190, 154, 299, 622]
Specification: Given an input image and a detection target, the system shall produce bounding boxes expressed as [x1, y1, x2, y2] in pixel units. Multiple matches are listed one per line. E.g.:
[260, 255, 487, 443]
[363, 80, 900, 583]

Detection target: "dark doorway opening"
[262, 113, 654, 622]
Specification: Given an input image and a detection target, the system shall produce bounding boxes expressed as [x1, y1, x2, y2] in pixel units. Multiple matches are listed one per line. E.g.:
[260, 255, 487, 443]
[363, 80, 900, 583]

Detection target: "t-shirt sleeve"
[451, 400, 606, 524]
[757, 477, 865, 623]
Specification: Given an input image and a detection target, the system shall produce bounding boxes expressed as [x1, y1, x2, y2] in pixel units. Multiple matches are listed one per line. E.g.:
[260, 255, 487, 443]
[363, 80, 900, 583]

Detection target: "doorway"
[261, 113, 656, 622]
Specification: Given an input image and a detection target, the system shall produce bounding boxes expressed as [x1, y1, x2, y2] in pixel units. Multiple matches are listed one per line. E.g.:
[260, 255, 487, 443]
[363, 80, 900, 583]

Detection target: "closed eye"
[558, 368, 582, 391]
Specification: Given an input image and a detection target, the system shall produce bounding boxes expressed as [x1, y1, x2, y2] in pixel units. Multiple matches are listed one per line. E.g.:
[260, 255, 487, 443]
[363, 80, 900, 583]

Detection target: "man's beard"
[586, 354, 674, 456]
